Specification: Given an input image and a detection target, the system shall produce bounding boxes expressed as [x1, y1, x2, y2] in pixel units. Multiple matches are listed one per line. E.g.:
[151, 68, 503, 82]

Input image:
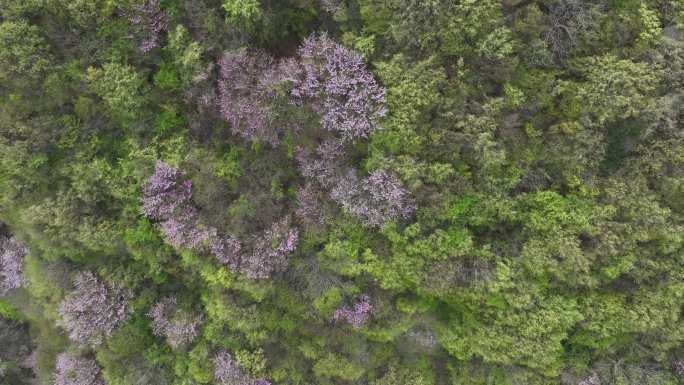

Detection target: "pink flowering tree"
[296, 139, 345, 189]
[675, 360, 684, 378]
[142, 161, 299, 279]
[291, 33, 387, 141]
[577, 372, 601, 385]
[141, 160, 193, 221]
[54, 353, 104, 385]
[141, 161, 212, 250]
[330, 169, 415, 227]
[319, 0, 343, 14]
[209, 219, 297, 279]
[332, 294, 373, 328]
[0, 234, 27, 295]
[218, 51, 292, 146]
[210, 234, 242, 271]
[148, 296, 203, 349]
[295, 183, 327, 225]
[126, 0, 169, 53]
[214, 350, 271, 385]
[58, 272, 133, 347]
[240, 219, 299, 279]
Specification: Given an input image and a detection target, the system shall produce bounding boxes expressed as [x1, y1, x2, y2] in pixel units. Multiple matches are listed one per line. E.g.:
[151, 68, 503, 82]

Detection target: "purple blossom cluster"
[148, 296, 203, 349]
[54, 353, 104, 385]
[214, 350, 272, 385]
[292, 33, 387, 141]
[210, 234, 243, 271]
[127, 0, 169, 53]
[319, 0, 343, 14]
[331, 169, 415, 228]
[142, 161, 299, 279]
[213, 35, 410, 227]
[295, 183, 327, 224]
[674, 360, 684, 377]
[218, 51, 288, 146]
[209, 219, 298, 279]
[297, 142, 415, 227]
[577, 372, 601, 385]
[0, 234, 27, 295]
[332, 294, 373, 328]
[241, 220, 299, 279]
[142, 161, 212, 250]
[141, 160, 193, 220]
[57, 272, 133, 347]
[217, 33, 385, 143]
[297, 139, 345, 189]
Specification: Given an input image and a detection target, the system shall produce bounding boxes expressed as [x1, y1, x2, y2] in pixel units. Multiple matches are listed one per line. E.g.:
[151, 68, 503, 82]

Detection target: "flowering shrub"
[57, 272, 133, 346]
[296, 140, 345, 189]
[292, 33, 387, 141]
[142, 161, 211, 250]
[218, 51, 288, 146]
[675, 360, 684, 378]
[210, 234, 243, 271]
[142, 161, 298, 279]
[577, 372, 601, 385]
[54, 353, 104, 385]
[148, 296, 203, 349]
[0, 234, 26, 295]
[214, 350, 272, 385]
[295, 183, 327, 224]
[332, 294, 372, 328]
[330, 170, 415, 227]
[141, 161, 194, 221]
[319, 0, 343, 14]
[241, 219, 299, 279]
[127, 0, 169, 53]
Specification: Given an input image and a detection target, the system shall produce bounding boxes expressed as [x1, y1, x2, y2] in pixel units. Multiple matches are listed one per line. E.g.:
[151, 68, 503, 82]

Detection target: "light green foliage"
[0, 20, 51, 82]
[313, 287, 342, 317]
[438, 294, 583, 376]
[187, 343, 215, 383]
[166, 25, 205, 85]
[373, 55, 444, 156]
[222, 0, 263, 29]
[372, 365, 431, 385]
[390, 0, 514, 60]
[556, 55, 660, 127]
[61, 0, 105, 27]
[235, 348, 268, 377]
[87, 62, 145, 122]
[313, 353, 365, 381]
[638, 3, 662, 45]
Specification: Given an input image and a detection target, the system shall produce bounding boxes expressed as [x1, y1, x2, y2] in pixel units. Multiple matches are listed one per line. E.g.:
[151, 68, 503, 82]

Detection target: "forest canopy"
[1, 0, 684, 384]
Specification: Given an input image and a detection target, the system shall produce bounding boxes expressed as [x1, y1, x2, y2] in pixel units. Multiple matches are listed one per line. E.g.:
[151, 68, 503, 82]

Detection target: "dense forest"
[1, 0, 683, 384]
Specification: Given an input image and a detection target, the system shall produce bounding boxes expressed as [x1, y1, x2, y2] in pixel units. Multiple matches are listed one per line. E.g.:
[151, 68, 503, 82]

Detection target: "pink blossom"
[142, 161, 212, 251]
[578, 372, 601, 385]
[210, 234, 242, 270]
[0, 234, 26, 295]
[295, 183, 327, 224]
[330, 169, 415, 227]
[54, 353, 104, 385]
[127, 0, 169, 53]
[148, 296, 203, 349]
[57, 272, 133, 346]
[218, 51, 289, 146]
[292, 33, 386, 141]
[674, 360, 684, 378]
[240, 219, 298, 279]
[332, 294, 372, 328]
[214, 350, 272, 385]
